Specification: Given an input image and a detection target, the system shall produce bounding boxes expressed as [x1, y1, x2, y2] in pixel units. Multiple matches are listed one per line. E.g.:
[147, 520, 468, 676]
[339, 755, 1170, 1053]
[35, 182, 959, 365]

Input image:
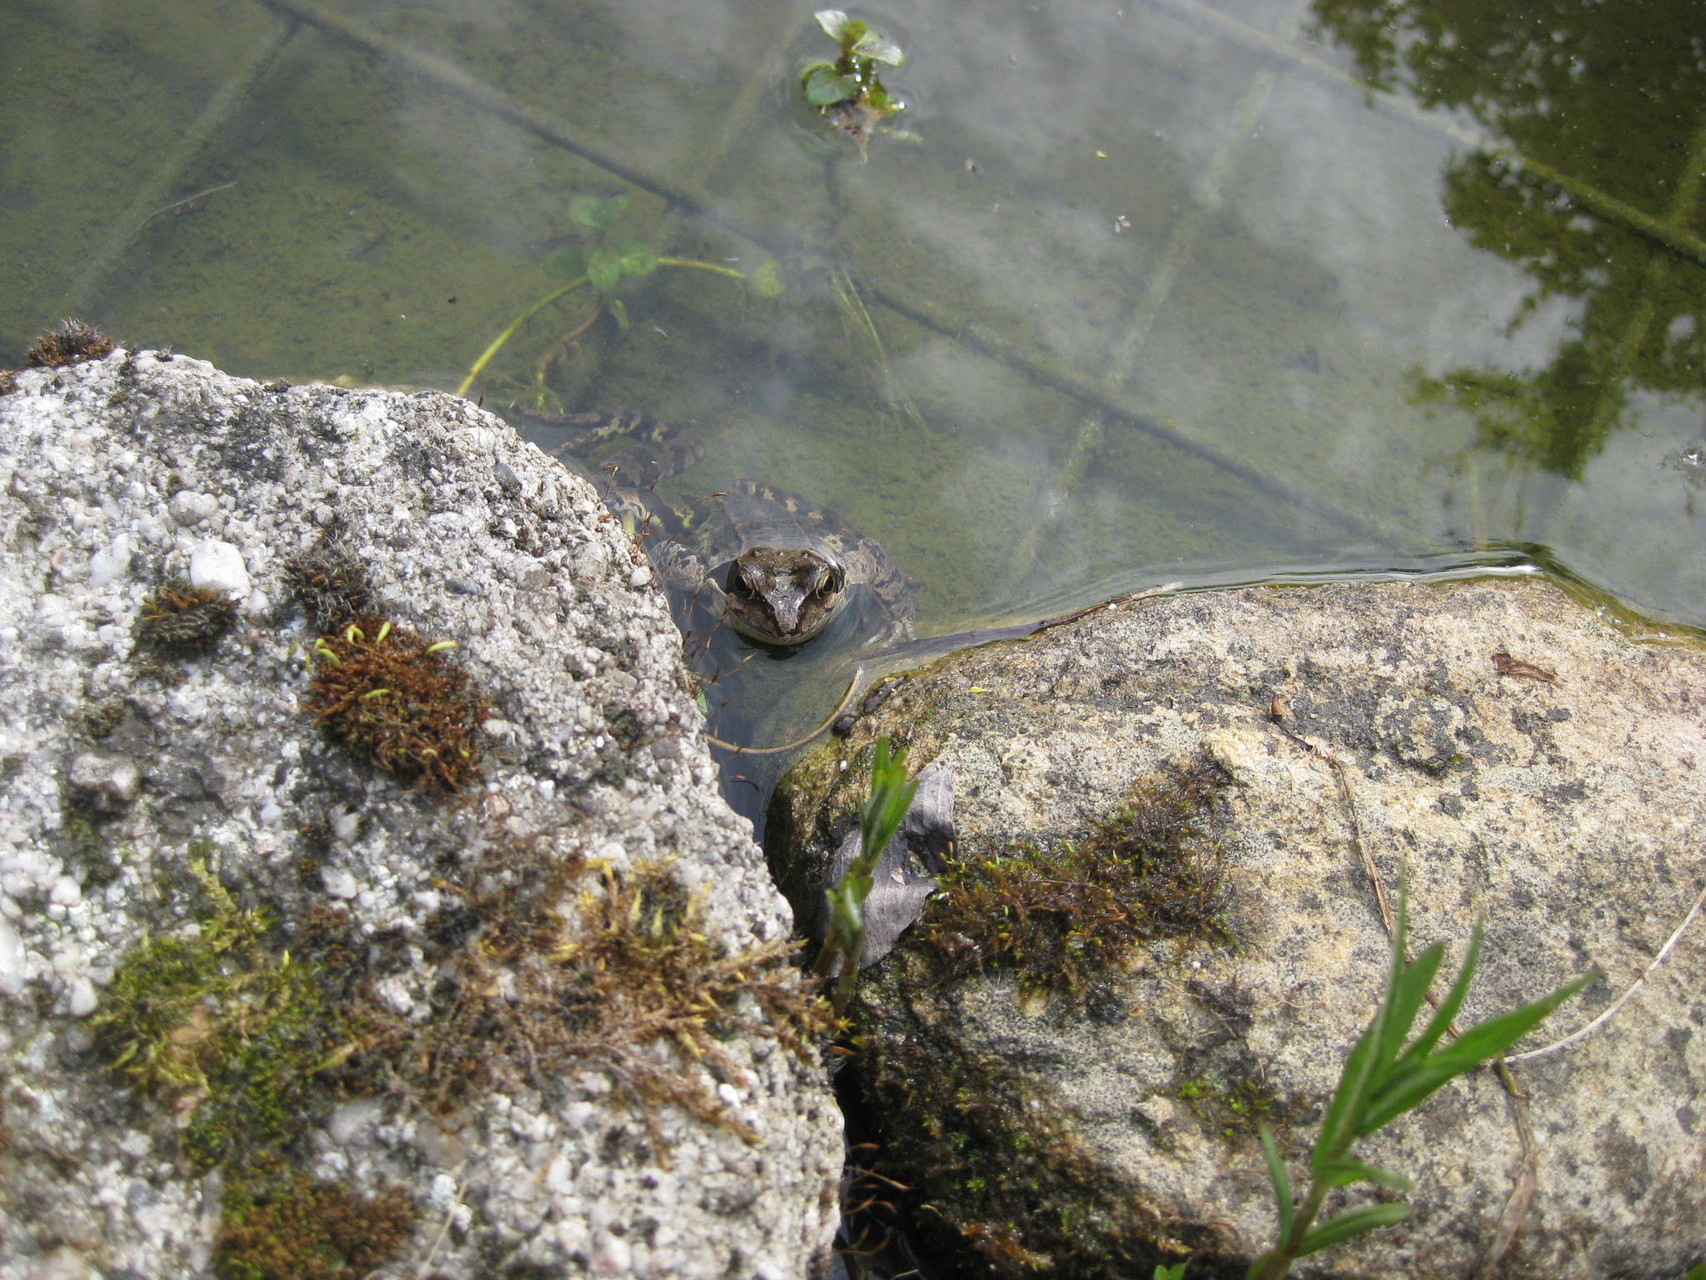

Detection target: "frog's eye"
[724, 561, 757, 597]
[815, 564, 846, 597]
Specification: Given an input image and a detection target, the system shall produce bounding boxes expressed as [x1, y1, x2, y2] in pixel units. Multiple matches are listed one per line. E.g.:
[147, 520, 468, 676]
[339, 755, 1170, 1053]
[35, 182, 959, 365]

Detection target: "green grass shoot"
[812, 737, 918, 1015]
[1243, 880, 1593, 1280]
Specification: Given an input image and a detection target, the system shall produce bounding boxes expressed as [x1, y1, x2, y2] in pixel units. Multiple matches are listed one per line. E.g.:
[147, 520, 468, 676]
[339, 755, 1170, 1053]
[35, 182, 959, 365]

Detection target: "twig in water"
[136, 180, 240, 229]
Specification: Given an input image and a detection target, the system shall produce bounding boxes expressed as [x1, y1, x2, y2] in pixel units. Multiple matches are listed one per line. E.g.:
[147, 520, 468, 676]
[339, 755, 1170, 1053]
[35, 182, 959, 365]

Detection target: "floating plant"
[799, 10, 907, 158]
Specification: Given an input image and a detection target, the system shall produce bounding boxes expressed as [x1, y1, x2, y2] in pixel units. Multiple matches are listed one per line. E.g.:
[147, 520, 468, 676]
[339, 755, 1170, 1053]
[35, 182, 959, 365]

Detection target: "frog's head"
[721, 547, 847, 645]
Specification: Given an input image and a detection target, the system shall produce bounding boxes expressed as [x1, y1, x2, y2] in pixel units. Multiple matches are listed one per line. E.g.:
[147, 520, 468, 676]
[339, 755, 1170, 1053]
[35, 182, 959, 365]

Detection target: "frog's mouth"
[717, 548, 846, 646]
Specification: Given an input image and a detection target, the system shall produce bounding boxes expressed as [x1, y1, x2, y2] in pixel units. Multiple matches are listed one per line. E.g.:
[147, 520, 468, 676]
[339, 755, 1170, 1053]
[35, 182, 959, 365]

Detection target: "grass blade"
[1312, 1018, 1383, 1173]
[1314, 1157, 1414, 1191]
[1363, 972, 1595, 1133]
[1396, 922, 1484, 1069]
[1382, 942, 1445, 1062]
[1259, 1122, 1295, 1241]
[1296, 1202, 1413, 1256]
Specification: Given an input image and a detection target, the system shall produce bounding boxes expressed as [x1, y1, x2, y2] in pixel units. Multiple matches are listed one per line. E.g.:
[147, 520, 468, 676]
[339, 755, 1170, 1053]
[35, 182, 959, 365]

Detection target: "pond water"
[4, 0, 1705, 751]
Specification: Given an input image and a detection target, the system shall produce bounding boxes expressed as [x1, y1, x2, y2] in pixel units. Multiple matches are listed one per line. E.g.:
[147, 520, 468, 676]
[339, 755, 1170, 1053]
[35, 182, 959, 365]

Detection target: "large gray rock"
[0, 349, 841, 1280]
[770, 578, 1706, 1279]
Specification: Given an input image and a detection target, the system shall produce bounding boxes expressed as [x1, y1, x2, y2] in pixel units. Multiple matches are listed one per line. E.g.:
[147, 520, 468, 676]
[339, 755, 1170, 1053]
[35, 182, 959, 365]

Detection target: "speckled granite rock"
[771, 578, 1706, 1279]
[0, 349, 841, 1280]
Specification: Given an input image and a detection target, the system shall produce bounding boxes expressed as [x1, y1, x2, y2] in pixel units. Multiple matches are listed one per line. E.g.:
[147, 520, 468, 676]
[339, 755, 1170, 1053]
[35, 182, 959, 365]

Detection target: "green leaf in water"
[586, 249, 623, 294]
[570, 194, 629, 232]
[591, 196, 629, 230]
[750, 259, 786, 299]
[803, 64, 859, 106]
[567, 195, 603, 229]
[608, 297, 630, 330]
[851, 26, 905, 65]
[614, 241, 658, 279]
[814, 9, 852, 42]
[543, 246, 586, 280]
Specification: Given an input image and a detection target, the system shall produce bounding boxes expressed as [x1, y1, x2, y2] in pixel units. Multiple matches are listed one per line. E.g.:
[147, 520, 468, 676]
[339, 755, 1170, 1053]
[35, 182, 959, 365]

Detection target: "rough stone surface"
[771, 578, 1706, 1279]
[0, 351, 841, 1279]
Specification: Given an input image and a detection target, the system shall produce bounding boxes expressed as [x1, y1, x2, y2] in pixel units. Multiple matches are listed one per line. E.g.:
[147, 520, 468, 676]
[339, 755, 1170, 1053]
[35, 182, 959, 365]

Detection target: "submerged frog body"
[536, 409, 915, 649]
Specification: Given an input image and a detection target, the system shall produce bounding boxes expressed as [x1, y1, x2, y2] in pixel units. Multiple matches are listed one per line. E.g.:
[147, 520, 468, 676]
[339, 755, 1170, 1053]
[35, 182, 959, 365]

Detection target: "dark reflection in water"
[1313, 0, 1706, 478]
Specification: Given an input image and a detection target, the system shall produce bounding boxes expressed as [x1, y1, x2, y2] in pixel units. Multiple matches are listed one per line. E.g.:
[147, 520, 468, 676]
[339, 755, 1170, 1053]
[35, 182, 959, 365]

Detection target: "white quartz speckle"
[188, 539, 251, 598]
[88, 535, 134, 588]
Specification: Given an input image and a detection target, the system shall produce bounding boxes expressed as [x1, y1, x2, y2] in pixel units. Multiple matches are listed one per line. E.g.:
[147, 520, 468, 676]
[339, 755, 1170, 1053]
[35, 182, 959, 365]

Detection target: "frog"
[526, 408, 915, 650]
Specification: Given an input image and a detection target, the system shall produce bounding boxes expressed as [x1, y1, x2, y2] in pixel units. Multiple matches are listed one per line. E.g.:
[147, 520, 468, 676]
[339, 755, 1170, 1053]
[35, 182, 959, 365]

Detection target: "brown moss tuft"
[921, 758, 1234, 999]
[354, 852, 828, 1154]
[283, 543, 374, 633]
[214, 1174, 414, 1280]
[25, 318, 116, 367]
[135, 580, 240, 656]
[305, 615, 486, 793]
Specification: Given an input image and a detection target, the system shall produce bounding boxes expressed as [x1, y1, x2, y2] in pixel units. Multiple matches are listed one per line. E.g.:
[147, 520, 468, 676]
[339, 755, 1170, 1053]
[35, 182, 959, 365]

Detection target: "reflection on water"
[2, 0, 1704, 673]
[1314, 0, 1706, 480]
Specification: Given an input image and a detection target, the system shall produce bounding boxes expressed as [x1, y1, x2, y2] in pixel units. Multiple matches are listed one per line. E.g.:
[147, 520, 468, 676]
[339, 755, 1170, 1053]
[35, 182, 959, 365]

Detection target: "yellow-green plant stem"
[655, 257, 747, 281]
[456, 258, 749, 398]
[457, 276, 589, 397]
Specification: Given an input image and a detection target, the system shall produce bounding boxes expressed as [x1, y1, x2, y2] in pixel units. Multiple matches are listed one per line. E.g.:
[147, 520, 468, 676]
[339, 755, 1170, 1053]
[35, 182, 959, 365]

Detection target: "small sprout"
[25, 318, 116, 367]
[424, 639, 459, 654]
[1245, 879, 1592, 1279]
[812, 738, 919, 1014]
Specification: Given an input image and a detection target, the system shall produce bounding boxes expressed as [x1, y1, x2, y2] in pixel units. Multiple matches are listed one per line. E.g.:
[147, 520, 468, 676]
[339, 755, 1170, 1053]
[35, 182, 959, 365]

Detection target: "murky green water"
[4, 0, 1705, 696]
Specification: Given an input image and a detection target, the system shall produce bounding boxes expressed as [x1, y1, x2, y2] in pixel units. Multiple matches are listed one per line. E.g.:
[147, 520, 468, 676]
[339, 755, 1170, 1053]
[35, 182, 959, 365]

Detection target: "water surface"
[4, 0, 1703, 736]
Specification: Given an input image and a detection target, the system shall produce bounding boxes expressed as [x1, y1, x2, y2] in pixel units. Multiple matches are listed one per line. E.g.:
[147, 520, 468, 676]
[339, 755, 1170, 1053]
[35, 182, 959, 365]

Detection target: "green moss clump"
[1175, 1072, 1287, 1143]
[93, 862, 349, 1175]
[135, 580, 240, 657]
[855, 968, 1214, 1279]
[214, 1174, 413, 1280]
[921, 759, 1234, 998]
[305, 616, 487, 793]
[842, 760, 1242, 1276]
